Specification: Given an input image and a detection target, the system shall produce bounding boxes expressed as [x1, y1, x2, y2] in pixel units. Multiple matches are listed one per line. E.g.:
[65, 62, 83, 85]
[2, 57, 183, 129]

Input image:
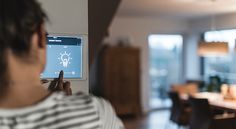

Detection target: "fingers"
[69, 88, 72, 95]
[47, 70, 72, 95]
[63, 81, 72, 95]
[57, 70, 64, 91]
[41, 79, 49, 84]
[48, 78, 58, 92]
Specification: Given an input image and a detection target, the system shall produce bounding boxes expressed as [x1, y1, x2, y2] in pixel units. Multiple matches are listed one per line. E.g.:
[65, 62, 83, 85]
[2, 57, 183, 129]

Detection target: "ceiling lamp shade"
[198, 42, 229, 57]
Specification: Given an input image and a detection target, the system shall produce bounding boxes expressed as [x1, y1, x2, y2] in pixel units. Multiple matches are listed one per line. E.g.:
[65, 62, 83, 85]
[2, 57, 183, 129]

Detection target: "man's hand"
[47, 71, 72, 95]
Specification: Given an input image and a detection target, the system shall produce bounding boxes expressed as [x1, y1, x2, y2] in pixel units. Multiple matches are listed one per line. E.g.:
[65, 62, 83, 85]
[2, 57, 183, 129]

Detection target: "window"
[148, 34, 183, 108]
[204, 29, 236, 83]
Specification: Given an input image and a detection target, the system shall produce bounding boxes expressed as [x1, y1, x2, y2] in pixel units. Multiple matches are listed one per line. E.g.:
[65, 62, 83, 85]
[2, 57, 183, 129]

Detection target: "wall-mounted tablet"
[41, 34, 87, 79]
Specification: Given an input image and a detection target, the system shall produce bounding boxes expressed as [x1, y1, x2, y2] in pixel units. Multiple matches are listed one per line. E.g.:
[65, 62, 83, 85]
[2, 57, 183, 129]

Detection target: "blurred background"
[88, 0, 236, 129]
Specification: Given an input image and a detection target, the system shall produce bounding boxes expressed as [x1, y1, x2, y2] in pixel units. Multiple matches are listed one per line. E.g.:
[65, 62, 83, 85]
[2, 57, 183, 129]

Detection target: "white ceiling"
[117, 0, 236, 19]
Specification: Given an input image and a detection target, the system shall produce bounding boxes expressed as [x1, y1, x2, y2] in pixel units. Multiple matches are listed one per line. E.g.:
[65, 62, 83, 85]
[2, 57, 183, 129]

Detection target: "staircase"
[88, 0, 121, 65]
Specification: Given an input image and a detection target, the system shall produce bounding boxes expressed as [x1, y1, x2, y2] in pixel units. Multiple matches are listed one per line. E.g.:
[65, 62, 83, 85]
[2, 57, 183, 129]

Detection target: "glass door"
[148, 34, 183, 109]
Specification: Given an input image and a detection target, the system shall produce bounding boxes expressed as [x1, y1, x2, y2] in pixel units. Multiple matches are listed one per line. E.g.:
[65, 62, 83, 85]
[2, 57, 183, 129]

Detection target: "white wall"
[105, 16, 190, 113]
[184, 31, 201, 80]
[39, 0, 88, 34]
[39, 0, 89, 93]
[190, 13, 236, 33]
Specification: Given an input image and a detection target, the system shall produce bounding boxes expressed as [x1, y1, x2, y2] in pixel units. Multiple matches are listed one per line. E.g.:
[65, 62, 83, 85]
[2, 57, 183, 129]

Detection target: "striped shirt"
[0, 92, 124, 129]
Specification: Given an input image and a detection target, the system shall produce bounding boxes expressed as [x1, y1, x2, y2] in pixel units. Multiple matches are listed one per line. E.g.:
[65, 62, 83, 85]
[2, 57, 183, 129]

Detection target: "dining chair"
[171, 83, 198, 95]
[167, 91, 191, 129]
[189, 97, 236, 129]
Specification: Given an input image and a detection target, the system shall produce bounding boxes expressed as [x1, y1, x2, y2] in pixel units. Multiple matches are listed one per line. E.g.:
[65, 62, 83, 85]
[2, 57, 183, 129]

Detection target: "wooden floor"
[121, 110, 171, 129]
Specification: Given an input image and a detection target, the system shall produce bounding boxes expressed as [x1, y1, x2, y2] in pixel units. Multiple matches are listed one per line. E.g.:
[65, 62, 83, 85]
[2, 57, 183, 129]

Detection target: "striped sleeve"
[93, 97, 125, 129]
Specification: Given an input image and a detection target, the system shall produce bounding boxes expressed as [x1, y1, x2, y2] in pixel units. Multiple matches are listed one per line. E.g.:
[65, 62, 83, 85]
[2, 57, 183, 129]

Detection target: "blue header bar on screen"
[47, 36, 82, 46]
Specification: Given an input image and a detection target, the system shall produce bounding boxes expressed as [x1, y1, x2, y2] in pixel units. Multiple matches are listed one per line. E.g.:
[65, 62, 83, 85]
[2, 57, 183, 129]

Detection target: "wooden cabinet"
[99, 46, 141, 116]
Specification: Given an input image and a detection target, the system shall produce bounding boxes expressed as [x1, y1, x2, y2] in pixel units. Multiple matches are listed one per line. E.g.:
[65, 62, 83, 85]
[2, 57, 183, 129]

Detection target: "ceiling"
[117, 0, 236, 19]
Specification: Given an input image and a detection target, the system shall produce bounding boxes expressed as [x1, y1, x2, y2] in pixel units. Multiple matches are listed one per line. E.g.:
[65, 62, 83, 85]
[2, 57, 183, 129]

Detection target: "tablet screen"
[41, 35, 83, 79]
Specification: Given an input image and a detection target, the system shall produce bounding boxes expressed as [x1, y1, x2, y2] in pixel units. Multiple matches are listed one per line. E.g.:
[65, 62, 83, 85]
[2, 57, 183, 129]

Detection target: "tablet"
[41, 34, 87, 79]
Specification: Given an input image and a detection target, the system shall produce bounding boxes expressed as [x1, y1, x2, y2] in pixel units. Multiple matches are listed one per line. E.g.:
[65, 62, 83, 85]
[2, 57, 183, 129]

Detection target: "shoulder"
[52, 92, 96, 110]
[88, 95, 125, 129]
[55, 92, 108, 105]
[55, 92, 93, 103]
[54, 92, 124, 129]
[54, 92, 113, 112]
[53, 92, 111, 111]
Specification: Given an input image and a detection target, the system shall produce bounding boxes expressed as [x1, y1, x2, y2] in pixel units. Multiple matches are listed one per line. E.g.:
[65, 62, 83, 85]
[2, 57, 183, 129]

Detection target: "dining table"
[180, 92, 236, 113]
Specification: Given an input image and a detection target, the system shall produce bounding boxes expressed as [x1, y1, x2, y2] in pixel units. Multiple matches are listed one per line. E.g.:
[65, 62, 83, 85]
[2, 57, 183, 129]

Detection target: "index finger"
[57, 70, 64, 90]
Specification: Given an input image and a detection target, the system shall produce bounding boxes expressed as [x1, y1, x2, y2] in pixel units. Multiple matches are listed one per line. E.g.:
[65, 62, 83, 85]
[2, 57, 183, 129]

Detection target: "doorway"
[148, 34, 183, 109]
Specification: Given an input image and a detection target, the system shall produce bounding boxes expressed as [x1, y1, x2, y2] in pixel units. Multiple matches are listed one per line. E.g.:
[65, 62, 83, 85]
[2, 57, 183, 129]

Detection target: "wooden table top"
[180, 92, 236, 112]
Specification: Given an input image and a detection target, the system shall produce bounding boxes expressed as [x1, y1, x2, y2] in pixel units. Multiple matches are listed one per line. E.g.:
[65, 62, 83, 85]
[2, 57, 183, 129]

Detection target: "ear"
[37, 25, 47, 49]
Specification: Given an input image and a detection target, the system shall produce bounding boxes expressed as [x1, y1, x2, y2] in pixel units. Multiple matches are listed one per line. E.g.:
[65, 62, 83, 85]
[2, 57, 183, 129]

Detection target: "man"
[0, 0, 124, 128]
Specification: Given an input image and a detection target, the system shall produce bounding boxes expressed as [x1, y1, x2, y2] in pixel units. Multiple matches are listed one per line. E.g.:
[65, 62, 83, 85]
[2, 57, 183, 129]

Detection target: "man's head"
[0, 0, 47, 86]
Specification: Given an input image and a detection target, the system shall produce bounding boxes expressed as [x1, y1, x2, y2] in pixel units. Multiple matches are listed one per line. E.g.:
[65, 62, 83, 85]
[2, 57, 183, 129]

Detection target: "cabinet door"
[119, 49, 140, 115]
[102, 47, 141, 115]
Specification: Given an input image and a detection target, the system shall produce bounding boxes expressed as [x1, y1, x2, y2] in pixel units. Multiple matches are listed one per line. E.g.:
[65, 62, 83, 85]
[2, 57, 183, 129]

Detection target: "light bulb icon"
[58, 51, 72, 67]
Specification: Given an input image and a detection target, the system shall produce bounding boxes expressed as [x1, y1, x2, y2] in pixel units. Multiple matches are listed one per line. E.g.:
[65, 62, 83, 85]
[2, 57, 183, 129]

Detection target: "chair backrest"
[168, 92, 182, 123]
[189, 97, 212, 129]
[171, 83, 198, 95]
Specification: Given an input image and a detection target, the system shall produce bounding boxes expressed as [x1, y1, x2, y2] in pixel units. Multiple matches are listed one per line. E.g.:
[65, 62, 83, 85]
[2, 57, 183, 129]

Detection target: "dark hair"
[0, 0, 47, 86]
